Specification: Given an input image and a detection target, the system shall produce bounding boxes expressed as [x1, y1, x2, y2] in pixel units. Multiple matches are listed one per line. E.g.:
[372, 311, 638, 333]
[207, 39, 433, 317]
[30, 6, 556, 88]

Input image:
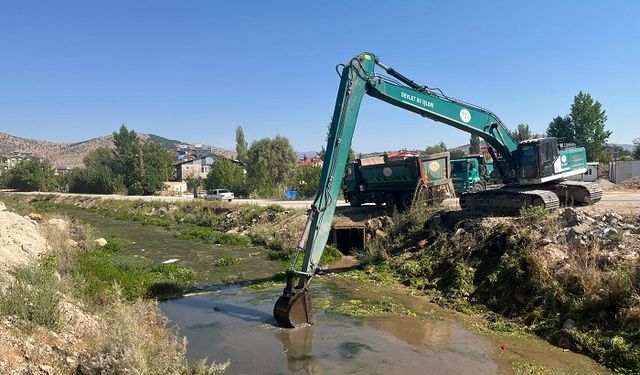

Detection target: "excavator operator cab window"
[538, 138, 558, 177]
[519, 143, 538, 179]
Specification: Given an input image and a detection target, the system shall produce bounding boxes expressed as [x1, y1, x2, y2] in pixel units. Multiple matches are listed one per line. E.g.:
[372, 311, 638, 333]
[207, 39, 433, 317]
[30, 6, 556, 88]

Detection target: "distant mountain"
[145, 134, 184, 150]
[0, 132, 235, 169]
[296, 151, 319, 160]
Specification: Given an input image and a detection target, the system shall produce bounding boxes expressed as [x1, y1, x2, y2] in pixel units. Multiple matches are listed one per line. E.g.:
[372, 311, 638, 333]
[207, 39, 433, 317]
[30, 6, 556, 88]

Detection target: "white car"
[205, 189, 234, 202]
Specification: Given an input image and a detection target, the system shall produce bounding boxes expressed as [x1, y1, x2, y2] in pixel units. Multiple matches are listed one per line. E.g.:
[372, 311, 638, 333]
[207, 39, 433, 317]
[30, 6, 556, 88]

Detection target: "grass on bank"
[0, 257, 61, 331]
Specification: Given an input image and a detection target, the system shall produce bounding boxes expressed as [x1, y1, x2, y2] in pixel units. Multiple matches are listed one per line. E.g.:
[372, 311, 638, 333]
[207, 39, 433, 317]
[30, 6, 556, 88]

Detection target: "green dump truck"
[343, 152, 454, 210]
[450, 155, 494, 195]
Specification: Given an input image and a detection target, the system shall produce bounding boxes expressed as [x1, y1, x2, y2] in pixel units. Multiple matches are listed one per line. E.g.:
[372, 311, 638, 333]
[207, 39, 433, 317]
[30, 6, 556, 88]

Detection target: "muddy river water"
[61, 209, 612, 374]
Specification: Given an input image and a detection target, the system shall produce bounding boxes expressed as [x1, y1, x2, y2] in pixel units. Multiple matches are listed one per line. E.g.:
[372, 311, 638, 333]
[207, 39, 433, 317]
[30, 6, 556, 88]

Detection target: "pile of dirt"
[619, 176, 640, 189]
[594, 178, 620, 191]
[0, 203, 49, 279]
[539, 208, 639, 271]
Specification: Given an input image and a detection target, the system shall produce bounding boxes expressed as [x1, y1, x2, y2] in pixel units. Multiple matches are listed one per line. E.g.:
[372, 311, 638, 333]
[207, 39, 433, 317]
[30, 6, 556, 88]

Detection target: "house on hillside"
[174, 154, 245, 181]
[175, 154, 216, 181]
[0, 153, 33, 174]
[297, 157, 323, 168]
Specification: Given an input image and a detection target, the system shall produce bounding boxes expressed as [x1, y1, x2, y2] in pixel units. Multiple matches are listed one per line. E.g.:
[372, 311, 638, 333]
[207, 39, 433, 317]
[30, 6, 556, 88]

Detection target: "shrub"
[0, 260, 61, 331]
[77, 296, 229, 374]
[175, 227, 251, 246]
[213, 256, 240, 267]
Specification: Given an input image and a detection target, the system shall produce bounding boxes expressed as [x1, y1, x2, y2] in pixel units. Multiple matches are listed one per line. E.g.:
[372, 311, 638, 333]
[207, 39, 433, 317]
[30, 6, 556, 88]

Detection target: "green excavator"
[273, 52, 602, 328]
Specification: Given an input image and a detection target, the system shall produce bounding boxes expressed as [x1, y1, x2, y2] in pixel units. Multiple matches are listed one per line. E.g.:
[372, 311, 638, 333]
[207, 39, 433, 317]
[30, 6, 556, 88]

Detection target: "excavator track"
[542, 180, 603, 206]
[460, 188, 560, 216]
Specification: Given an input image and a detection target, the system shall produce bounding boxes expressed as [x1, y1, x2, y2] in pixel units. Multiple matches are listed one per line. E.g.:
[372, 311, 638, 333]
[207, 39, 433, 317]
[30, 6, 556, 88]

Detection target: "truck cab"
[451, 155, 490, 195]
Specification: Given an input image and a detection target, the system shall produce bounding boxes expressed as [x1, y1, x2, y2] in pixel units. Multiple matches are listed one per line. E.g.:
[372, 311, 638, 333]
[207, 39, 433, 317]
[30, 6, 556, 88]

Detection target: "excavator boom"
[273, 52, 600, 327]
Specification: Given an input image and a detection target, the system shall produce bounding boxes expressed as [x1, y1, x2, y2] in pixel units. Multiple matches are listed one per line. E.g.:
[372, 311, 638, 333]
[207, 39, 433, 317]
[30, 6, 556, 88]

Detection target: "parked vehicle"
[205, 189, 234, 202]
[450, 155, 493, 195]
[342, 152, 454, 210]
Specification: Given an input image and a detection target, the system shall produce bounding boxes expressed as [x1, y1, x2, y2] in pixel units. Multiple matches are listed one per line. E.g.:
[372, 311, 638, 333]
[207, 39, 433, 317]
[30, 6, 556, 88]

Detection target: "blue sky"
[1, 1, 638, 153]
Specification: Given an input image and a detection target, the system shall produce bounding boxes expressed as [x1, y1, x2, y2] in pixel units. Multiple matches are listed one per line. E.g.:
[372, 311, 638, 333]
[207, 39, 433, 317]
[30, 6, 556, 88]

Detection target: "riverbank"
[362, 205, 640, 374]
[0, 200, 228, 374]
[2, 193, 633, 373]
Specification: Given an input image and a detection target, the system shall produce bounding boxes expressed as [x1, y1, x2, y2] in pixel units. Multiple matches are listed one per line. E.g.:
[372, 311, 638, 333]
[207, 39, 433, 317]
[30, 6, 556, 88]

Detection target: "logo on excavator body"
[460, 109, 471, 123]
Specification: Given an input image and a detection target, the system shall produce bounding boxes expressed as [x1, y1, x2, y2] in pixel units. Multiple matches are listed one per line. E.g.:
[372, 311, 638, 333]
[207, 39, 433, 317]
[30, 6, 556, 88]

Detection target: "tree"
[449, 149, 466, 159]
[633, 139, 640, 160]
[287, 165, 322, 199]
[246, 136, 297, 197]
[570, 92, 611, 161]
[112, 125, 172, 195]
[184, 171, 202, 198]
[424, 141, 447, 155]
[546, 116, 574, 143]
[469, 135, 480, 154]
[5, 159, 56, 191]
[139, 140, 173, 195]
[235, 126, 248, 163]
[112, 124, 141, 193]
[68, 147, 125, 194]
[204, 158, 245, 194]
[511, 124, 532, 142]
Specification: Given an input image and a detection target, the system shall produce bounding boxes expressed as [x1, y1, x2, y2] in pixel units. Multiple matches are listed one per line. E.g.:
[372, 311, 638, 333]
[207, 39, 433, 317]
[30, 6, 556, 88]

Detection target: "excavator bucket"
[274, 283, 313, 328]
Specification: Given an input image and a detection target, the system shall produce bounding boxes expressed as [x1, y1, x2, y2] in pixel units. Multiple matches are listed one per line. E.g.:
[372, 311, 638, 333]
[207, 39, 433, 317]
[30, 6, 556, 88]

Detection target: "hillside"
[0, 132, 235, 168]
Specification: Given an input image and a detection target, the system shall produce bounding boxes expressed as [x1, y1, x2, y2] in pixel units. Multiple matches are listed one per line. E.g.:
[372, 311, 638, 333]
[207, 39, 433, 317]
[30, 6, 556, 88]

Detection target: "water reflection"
[276, 326, 323, 375]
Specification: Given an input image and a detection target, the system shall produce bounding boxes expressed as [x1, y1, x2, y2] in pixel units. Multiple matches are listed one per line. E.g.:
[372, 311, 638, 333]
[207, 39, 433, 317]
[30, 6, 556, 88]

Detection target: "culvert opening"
[329, 225, 366, 254]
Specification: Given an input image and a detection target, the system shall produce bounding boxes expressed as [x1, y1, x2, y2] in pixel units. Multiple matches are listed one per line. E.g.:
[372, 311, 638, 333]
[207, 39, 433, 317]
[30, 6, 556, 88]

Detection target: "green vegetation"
[67, 147, 126, 194]
[322, 297, 416, 318]
[360, 207, 640, 373]
[286, 165, 322, 199]
[267, 245, 343, 270]
[246, 135, 298, 198]
[519, 205, 548, 224]
[511, 123, 533, 142]
[204, 157, 246, 195]
[74, 238, 195, 303]
[469, 134, 480, 154]
[546, 91, 611, 161]
[0, 259, 61, 331]
[176, 227, 252, 245]
[4, 158, 61, 192]
[235, 126, 248, 164]
[66, 125, 174, 195]
[213, 255, 240, 267]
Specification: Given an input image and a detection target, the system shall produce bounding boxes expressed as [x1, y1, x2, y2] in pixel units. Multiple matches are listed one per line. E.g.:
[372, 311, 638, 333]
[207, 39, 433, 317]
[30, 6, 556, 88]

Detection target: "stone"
[94, 238, 108, 247]
[66, 239, 78, 247]
[27, 212, 44, 223]
[375, 229, 387, 238]
[0, 202, 5, 211]
[562, 319, 576, 330]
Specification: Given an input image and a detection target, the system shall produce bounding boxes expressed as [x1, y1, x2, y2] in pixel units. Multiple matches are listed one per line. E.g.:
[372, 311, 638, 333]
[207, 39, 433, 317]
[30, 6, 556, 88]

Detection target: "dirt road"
[7, 190, 640, 212]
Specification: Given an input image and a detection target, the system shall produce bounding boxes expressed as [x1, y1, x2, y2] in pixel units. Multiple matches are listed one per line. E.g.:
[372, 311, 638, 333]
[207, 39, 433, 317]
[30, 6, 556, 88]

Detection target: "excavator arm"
[273, 52, 524, 327]
[273, 52, 599, 327]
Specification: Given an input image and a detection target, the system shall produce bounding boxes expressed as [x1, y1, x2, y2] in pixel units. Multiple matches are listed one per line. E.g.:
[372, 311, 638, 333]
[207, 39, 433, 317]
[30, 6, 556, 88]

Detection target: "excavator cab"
[517, 138, 559, 181]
